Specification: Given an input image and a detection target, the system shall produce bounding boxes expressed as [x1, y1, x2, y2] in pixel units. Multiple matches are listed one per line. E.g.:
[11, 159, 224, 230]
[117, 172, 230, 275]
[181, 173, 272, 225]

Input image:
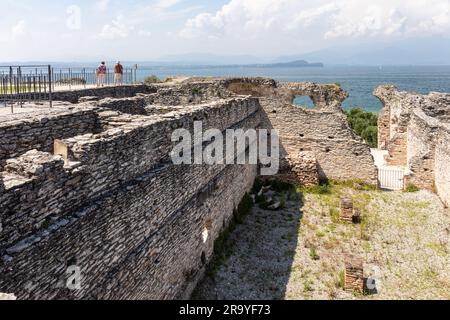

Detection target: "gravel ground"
[194, 184, 450, 300]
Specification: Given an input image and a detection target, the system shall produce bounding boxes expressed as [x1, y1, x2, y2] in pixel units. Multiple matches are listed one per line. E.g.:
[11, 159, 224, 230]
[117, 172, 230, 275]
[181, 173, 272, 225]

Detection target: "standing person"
[114, 61, 124, 86]
[96, 61, 107, 87]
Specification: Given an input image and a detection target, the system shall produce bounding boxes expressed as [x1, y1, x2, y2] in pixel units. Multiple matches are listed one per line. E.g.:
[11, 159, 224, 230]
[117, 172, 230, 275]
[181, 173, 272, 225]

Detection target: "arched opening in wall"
[294, 96, 315, 109]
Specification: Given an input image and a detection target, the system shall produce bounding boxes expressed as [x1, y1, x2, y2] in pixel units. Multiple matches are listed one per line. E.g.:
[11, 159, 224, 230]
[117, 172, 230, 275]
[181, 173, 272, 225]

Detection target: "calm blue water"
[135, 65, 450, 113]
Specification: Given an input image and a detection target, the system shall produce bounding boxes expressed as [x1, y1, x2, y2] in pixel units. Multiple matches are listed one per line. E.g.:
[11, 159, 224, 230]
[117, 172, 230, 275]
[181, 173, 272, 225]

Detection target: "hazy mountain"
[286, 37, 450, 66]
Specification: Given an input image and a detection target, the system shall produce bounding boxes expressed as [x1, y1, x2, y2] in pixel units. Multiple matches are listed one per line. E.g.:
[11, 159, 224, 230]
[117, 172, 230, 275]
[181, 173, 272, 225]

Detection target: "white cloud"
[98, 15, 134, 39]
[11, 20, 26, 39]
[95, 0, 111, 12]
[180, 0, 450, 40]
[138, 30, 152, 37]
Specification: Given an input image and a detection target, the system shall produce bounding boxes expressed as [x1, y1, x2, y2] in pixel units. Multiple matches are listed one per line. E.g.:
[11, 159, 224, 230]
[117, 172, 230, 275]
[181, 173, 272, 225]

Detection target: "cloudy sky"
[1, 0, 450, 62]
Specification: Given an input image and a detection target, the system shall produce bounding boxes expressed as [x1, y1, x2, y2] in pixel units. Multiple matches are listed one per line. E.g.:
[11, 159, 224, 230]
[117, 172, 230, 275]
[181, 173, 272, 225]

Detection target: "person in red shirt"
[114, 61, 124, 86]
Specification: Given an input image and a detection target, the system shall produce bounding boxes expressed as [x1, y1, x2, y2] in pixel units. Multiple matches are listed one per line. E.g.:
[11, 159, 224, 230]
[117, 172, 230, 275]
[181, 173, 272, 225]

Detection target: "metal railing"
[51, 67, 137, 89]
[0, 65, 53, 113]
[1, 65, 138, 113]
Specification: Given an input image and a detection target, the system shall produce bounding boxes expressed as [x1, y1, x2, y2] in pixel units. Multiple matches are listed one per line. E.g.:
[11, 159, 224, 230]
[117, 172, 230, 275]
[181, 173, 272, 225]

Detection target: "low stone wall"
[0, 92, 261, 299]
[0, 107, 100, 163]
[52, 85, 157, 103]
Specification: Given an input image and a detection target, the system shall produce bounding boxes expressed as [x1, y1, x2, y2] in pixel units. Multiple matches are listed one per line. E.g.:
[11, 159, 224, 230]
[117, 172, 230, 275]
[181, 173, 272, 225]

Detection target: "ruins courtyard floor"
[194, 182, 450, 300]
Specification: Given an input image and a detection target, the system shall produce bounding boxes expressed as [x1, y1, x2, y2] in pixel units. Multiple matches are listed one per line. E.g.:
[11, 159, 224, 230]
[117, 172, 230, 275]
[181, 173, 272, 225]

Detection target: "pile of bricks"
[340, 197, 354, 223]
[344, 256, 364, 293]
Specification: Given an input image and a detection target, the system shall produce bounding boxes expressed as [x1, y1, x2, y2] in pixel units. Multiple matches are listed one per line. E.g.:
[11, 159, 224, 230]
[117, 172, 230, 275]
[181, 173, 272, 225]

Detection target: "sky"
[1, 0, 450, 63]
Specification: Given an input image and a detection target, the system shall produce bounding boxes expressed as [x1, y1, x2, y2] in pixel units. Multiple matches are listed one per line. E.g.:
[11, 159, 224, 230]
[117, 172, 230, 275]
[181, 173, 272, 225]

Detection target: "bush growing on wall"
[144, 75, 162, 84]
[345, 108, 378, 148]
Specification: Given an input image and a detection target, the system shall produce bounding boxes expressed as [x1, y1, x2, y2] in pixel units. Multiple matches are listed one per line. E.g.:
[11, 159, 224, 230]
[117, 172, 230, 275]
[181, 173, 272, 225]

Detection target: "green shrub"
[338, 271, 345, 289]
[301, 182, 332, 195]
[144, 75, 161, 84]
[309, 247, 320, 260]
[345, 108, 379, 148]
[404, 183, 420, 193]
[330, 208, 340, 223]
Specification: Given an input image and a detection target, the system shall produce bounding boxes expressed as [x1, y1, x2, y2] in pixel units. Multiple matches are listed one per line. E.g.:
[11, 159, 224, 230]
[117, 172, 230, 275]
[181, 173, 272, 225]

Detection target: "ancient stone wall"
[0, 107, 100, 163]
[0, 85, 261, 299]
[406, 109, 441, 189]
[375, 86, 450, 205]
[0, 77, 381, 300]
[51, 84, 157, 103]
[225, 78, 377, 185]
[435, 126, 450, 207]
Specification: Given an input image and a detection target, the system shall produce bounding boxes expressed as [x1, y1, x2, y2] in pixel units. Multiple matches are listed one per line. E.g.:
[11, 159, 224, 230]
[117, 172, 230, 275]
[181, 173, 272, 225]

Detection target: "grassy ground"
[194, 181, 450, 300]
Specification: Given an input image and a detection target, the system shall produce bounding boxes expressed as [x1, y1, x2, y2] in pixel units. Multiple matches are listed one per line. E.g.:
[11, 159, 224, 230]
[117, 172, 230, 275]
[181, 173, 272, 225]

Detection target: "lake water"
[135, 65, 450, 113]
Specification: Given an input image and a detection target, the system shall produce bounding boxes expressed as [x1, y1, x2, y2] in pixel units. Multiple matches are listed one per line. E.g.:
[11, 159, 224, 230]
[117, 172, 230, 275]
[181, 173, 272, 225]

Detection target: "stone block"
[340, 197, 354, 223]
[344, 256, 364, 293]
[54, 139, 69, 165]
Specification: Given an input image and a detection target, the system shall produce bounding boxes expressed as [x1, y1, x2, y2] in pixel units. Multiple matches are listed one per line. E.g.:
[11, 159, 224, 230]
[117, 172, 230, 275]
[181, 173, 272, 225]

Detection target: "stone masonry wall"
[225, 78, 378, 185]
[0, 78, 382, 299]
[51, 84, 157, 103]
[435, 126, 450, 207]
[0, 108, 100, 163]
[375, 85, 450, 205]
[0, 85, 261, 299]
[406, 109, 441, 189]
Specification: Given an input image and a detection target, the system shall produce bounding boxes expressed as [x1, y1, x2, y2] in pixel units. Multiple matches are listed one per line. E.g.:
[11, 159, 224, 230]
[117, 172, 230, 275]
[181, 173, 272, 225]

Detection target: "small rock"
[268, 202, 281, 210]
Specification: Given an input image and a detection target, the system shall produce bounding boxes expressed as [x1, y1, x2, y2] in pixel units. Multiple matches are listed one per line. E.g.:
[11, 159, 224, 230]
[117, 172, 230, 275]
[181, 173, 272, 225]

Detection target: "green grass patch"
[300, 182, 332, 195]
[337, 271, 345, 289]
[309, 247, 320, 260]
[404, 183, 420, 193]
[330, 208, 340, 224]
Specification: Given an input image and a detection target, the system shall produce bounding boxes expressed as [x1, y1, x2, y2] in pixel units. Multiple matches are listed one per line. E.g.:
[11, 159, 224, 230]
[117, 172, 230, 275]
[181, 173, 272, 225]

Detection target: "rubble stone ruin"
[375, 86, 450, 207]
[0, 77, 447, 299]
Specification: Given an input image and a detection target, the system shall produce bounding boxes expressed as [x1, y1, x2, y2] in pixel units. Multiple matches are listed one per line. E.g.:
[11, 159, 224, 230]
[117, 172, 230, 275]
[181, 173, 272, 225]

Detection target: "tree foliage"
[345, 108, 379, 148]
[144, 75, 161, 84]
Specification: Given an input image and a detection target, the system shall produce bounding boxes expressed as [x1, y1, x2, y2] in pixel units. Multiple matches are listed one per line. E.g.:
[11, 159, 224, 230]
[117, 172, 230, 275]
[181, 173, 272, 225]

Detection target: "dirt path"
[194, 182, 450, 300]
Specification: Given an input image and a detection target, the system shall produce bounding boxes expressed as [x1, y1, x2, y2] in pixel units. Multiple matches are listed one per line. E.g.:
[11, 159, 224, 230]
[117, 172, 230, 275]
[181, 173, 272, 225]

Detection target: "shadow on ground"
[193, 191, 305, 300]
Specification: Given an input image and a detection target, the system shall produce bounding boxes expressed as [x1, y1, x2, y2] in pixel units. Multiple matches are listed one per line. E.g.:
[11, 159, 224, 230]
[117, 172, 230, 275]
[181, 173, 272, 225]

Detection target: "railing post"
[83, 68, 86, 89]
[9, 66, 13, 113]
[69, 68, 72, 91]
[48, 65, 53, 108]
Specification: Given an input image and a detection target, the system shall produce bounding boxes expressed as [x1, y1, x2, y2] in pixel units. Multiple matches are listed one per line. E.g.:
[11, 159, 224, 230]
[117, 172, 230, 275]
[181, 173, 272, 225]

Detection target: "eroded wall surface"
[0, 84, 260, 299]
[375, 86, 450, 205]
[225, 78, 378, 185]
[0, 77, 379, 299]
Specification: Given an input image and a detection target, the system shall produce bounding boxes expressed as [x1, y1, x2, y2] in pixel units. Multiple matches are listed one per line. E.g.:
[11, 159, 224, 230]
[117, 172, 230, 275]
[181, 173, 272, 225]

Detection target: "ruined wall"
[373, 86, 418, 166]
[0, 108, 100, 162]
[375, 86, 450, 205]
[435, 126, 450, 207]
[0, 77, 383, 300]
[51, 84, 157, 103]
[0, 86, 261, 299]
[225, 78, 378, 185]
[405, 109, 440, 189]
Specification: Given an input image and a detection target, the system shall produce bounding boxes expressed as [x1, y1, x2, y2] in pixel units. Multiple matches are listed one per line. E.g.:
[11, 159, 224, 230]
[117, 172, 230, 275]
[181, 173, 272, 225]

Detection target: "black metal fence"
[1, 65, 138, 113]
[52, 67, 137, 88]
[0, 65, 53, 113]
